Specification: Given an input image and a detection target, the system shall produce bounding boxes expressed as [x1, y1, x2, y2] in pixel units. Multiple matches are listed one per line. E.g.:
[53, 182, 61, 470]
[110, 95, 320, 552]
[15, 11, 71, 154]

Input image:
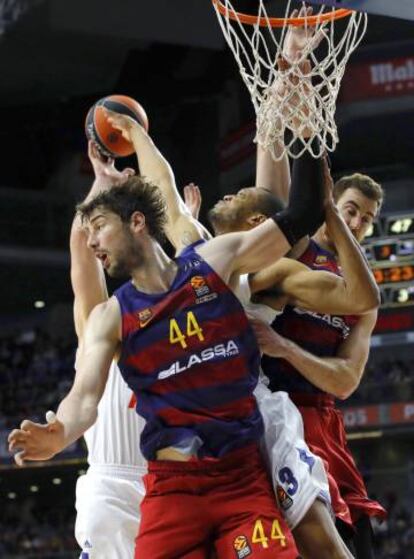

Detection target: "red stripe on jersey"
[279, 316, 342, 347]
[122, 271, 232, 337]
[123, 313, 140, 339]
[156, 395, 256, 426]
[125, 310, 249, 375]
[150, 354, 250, 396]
[122, 284, 193, 337]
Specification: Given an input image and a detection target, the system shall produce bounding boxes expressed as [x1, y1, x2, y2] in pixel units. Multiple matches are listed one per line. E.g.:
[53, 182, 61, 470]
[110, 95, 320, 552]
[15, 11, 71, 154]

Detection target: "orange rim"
[212, 0, 353, 27]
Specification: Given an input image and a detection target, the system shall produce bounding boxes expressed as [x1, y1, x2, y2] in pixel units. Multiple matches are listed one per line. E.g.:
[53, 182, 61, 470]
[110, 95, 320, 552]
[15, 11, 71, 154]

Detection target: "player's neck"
[131, 242, 177, 294]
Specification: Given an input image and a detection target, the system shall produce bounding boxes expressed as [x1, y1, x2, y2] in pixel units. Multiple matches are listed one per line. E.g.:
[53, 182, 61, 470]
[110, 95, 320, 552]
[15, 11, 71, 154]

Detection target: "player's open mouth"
[96, 252, 110, 268]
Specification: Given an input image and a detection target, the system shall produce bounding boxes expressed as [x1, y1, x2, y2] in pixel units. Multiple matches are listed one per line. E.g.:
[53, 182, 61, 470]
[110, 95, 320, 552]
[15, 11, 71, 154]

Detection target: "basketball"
[85, 94, 149, 158]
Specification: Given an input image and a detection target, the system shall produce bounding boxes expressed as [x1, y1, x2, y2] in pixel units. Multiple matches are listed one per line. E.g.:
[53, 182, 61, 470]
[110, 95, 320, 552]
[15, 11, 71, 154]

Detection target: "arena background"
[0, 1, 414, 557]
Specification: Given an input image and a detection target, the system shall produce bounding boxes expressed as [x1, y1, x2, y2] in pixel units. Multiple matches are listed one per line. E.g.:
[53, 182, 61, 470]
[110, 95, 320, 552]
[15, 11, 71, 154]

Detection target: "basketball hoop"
[212, 0, 368, 160]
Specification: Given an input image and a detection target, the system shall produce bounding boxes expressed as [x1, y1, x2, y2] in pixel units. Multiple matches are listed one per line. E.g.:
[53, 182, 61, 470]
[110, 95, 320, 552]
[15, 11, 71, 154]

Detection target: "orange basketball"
[85, 94, 149, 158]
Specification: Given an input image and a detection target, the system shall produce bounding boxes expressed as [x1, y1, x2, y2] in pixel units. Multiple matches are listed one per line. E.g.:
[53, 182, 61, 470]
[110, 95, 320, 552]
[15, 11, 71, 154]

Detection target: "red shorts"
[292, 394, 387, 526]
[135, 444, 298, 559]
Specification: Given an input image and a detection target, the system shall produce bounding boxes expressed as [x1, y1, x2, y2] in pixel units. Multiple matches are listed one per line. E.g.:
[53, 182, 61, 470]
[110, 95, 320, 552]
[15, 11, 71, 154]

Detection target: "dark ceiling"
[0, 1, 413, 315]
[0, 1, 413, 106]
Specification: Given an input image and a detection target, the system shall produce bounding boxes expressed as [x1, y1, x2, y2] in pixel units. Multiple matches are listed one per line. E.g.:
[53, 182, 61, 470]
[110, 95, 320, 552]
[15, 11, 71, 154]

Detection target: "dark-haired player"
[255, 146, 386, 559]
[8, 112, 329, 556]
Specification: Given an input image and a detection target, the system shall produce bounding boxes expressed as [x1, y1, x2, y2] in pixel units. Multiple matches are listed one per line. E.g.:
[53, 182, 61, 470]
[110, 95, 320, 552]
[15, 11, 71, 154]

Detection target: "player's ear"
[129, 211, 146, 234]
[246, 213, 267, 227]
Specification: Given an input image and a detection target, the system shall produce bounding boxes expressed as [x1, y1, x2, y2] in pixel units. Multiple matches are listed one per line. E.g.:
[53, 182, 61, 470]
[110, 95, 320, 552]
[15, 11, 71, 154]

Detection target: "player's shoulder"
[196, 231, 240, 256]
[88, 297, 121, 331]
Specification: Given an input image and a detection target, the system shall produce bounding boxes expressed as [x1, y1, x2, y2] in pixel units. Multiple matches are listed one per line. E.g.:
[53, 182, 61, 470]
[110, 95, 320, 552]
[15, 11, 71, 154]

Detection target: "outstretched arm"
[71, 142, 133, 338]
[250, 170, 380, 315]
[256, 143, 290, 205]
[105, 110, 211, 252]
[198, 151, 327, 281]
[8, 299, 120, 464]
[255, 6, 322, 203]
[252, 311, 377, 399]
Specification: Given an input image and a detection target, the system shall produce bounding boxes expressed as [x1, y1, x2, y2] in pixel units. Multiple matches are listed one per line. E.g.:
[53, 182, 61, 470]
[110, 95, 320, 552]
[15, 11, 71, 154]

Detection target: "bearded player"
[8, 96, 333, 556]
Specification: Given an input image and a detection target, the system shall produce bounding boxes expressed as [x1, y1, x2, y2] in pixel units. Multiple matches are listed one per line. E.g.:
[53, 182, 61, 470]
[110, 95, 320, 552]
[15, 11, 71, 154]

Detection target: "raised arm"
[255, 5, 321, 204]
[8, 298, 120, 465]
[256, 143, 290, 205]
[71, 215, 107, 340]
[252, 311, 377, 400]
[319, 193, 380, 313]
[105, 110, 211, 252]
[250, 187, 380, 315]
[198, 149, 326, 282]
[183, 182, 202, 220]
[71, 142, 132, 338]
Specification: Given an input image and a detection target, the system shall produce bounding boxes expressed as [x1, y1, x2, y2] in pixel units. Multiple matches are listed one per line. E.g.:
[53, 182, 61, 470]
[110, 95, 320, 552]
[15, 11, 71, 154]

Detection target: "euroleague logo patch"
[233, 535, 252, 558]
[190, 275, 210, 296]
[276, 485, 294, 511]
[190, 275, 217, 304]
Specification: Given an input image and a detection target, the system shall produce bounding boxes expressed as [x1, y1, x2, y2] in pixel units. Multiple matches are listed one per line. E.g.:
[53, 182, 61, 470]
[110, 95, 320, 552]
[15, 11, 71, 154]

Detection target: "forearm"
[129, 127, 178, 204]
[278, 339, 359, 399]
[273, 140, 325, 246]
[70, 219, 105, 286]
[256, 144, 290, 205]
[70, 217, 108, 338]
[55, 390, 98, 449]
[328, 211, 380, 313]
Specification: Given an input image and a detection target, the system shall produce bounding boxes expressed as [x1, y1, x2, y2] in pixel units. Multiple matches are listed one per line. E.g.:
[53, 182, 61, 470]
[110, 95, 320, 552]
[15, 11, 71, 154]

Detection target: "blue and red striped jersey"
[114, 243, 263, 460]
[262, 240, 358, 397]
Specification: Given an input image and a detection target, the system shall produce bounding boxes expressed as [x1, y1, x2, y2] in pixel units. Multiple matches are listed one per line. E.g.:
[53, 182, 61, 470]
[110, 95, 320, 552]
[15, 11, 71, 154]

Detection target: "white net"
[213, 0, 368, 159]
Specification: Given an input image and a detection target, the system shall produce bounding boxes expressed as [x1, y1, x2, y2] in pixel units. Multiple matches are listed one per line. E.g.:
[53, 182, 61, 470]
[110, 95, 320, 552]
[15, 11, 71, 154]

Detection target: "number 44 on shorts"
[252, 519, 286, 549]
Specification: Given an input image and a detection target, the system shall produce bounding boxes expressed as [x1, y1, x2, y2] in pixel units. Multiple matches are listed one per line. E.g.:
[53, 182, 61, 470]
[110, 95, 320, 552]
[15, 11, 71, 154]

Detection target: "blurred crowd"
[0, 493, 78, 558]
[0, 326, 413, 555]
[349, 356, 414, 405]
[1, 328, 413, 447]
[0, 490, 413, 558]
[373, 495, 414, 559]
[0, 327, 81, 462]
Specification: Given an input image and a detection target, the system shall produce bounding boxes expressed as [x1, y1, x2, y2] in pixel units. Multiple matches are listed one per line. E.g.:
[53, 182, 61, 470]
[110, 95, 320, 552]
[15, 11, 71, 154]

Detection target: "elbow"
[336, 389, 354, 401]
[335, 377, 361, 401]
[353, 286, 381, 314]
[369, 284, 381, 311]
[86, 408, 98, 431]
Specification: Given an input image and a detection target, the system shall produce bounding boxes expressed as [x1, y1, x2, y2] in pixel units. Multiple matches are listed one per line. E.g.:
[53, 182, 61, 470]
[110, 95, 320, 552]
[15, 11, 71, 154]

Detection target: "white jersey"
[235, 274, 280, 387]
[236, 274, 331, 529]
[76, 361, 146, 558]
[236, 274, 280, 324]
[83, 361, 146, 470]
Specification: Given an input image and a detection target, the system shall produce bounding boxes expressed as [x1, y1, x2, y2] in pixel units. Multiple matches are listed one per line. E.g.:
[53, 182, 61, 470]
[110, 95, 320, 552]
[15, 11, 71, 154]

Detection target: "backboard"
[307, 0, 414, 21]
